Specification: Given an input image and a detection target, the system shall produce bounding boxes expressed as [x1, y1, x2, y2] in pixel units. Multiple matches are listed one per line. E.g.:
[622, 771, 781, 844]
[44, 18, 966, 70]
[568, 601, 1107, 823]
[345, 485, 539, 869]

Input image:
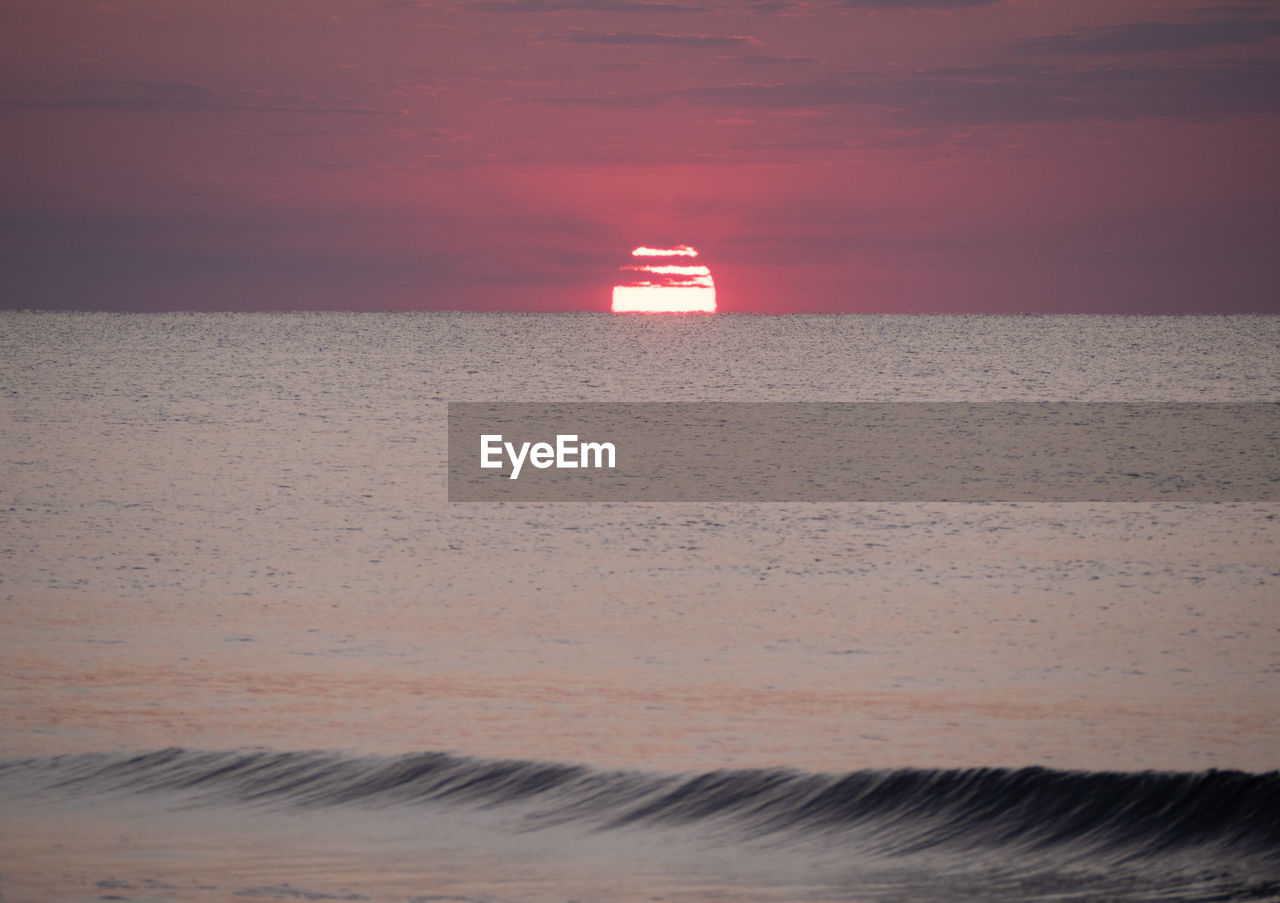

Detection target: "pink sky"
[2, 0, 1278, 312]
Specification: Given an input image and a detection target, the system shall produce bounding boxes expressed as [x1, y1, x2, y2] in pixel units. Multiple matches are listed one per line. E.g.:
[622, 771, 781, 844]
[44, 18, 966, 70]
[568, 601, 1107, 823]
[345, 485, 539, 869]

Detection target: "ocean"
[1, 311, 1278, 902]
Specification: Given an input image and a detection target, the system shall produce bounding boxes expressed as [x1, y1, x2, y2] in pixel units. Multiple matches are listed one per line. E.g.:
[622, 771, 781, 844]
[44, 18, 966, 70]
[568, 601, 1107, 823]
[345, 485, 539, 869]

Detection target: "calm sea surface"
[2, 311, 1278, 902]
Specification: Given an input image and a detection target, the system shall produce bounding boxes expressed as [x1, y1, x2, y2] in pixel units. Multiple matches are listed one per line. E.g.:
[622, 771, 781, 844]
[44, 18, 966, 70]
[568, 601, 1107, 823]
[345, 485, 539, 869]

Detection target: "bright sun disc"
[611, 246, 716, 313]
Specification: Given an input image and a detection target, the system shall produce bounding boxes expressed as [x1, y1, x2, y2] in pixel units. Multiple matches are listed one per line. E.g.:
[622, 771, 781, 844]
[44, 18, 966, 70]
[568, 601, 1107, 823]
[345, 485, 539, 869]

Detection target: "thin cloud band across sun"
[611, 246, 716, 314]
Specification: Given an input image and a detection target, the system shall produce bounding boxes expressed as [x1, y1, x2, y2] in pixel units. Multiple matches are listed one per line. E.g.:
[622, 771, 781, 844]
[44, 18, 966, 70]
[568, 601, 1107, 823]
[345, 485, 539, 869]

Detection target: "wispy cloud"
[1021, 17, 1280, 55]
[15, 81, 222, 113]
[876, 59, 1280, 125]
[532, 57, 1280, 124]
[471, 0, 701, 12]
[556, 30, 758, 46]
[471, 0, 818, 10]
[6, 81, 403, 116]
[834, 0, 1003, 7]
[729, 53, 819, 66]
[472, 0, 999, 9]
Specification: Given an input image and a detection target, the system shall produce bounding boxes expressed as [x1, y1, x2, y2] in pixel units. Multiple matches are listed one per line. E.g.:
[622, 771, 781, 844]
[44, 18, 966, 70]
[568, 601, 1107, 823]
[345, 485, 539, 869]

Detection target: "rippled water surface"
[2, 311, 1278, 901]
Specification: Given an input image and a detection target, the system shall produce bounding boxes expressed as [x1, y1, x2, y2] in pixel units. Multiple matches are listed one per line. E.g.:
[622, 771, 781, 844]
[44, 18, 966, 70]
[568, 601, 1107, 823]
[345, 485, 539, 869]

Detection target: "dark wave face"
[4, 748, 1279, 902]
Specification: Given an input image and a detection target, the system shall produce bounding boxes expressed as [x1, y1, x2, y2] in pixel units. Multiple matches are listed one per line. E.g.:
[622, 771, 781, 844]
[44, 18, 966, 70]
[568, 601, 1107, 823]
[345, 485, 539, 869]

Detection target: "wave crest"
[5, 749, 1278, 862]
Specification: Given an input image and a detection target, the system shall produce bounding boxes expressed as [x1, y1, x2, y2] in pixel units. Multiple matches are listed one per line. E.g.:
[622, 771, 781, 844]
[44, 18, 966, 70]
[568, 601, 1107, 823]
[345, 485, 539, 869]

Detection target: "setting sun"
[611, 246, 716, 314]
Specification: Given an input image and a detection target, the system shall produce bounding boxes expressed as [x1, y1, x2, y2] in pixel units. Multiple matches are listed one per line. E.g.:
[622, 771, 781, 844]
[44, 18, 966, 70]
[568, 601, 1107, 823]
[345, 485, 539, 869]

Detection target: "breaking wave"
[4, 748, 1278, 866]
